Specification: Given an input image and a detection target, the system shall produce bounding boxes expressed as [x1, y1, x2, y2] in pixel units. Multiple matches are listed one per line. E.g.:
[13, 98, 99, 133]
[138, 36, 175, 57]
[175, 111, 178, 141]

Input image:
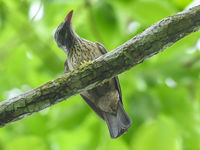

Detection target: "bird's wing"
[80, 94, 105, 120]
[95, 42, 108, 54]
[64, 59, 70, 73]
[95, 42, 123, 104]
[113, 77, 123, 104]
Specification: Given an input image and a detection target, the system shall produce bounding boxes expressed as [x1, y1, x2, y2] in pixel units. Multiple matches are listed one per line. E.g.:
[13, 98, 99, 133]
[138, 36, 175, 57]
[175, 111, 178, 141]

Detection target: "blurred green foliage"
[0, 0, 200, 150]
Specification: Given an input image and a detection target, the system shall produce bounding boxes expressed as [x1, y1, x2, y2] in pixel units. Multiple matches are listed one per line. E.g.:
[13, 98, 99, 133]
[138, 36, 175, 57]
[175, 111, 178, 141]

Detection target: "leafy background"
[0, 0, 200, 150]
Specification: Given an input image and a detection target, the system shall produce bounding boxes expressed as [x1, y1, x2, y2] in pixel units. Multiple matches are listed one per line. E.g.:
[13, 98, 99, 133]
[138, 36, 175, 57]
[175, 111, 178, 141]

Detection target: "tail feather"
[103, 102, 132, 139]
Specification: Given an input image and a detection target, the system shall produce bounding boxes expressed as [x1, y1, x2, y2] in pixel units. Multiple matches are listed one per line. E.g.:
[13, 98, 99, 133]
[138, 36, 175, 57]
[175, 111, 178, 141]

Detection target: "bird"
[54, 10, 132, 138]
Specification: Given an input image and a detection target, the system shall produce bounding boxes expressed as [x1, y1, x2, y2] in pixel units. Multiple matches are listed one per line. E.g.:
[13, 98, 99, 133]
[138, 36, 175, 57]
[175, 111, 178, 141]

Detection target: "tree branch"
[0, 5, 200, 127]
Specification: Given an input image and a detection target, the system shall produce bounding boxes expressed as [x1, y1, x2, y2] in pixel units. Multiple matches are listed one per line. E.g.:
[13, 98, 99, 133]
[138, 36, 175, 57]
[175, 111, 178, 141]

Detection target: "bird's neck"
[65, 24, 80, 53]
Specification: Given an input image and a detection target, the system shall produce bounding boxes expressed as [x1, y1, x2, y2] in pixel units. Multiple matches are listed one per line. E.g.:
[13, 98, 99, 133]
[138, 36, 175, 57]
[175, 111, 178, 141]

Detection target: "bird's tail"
[103, 102, 132, 139]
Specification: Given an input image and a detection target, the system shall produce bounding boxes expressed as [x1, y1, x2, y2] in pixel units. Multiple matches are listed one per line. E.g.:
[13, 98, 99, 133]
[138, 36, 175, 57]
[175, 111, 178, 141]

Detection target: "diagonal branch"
[0, 5, 200, 127]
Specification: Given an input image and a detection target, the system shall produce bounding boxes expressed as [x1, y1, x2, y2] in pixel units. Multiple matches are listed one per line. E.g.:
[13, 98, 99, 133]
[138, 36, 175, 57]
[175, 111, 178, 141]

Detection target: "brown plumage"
[54, 10, 132, 138]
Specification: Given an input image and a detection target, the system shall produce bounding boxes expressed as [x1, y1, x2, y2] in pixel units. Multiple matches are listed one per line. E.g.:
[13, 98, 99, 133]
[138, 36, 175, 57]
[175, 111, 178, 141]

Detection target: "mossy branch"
[0, 5, 200, 127]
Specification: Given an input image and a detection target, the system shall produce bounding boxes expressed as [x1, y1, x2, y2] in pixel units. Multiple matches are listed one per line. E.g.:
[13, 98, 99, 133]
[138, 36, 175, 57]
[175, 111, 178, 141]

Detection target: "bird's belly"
[69, 42, 102, 69]
[69, 52, 100, 70]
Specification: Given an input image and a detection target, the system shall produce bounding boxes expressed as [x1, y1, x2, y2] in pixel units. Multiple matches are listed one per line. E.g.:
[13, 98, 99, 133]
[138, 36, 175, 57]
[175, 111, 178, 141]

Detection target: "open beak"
[65, 10, 73, 24]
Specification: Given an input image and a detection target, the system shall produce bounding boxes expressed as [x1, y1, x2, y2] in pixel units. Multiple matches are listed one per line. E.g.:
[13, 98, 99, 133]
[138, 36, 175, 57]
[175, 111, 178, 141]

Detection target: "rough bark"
[0, 5, 200, 127]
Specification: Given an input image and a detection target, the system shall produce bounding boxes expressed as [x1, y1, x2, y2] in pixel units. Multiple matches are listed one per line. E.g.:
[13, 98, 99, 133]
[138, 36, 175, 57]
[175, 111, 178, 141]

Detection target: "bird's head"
[54, 10, 76, 53]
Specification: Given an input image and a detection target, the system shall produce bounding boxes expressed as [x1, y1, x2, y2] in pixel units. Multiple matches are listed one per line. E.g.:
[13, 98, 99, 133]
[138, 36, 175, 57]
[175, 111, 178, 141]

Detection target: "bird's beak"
[65, 10, 73, 25]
